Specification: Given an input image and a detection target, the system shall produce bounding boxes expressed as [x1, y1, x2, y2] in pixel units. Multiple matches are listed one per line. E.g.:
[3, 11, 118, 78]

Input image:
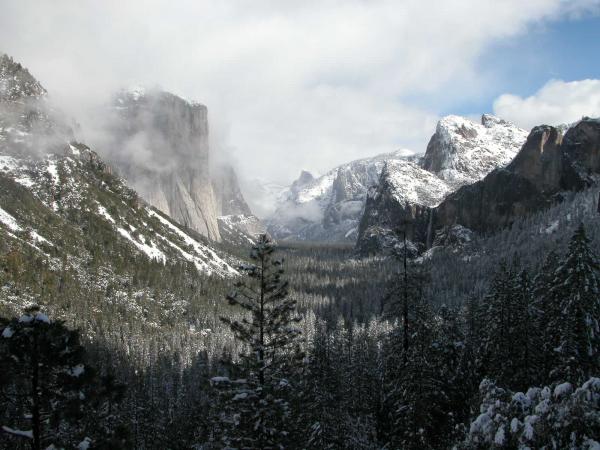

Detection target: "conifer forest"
[2, 2, 600, 448]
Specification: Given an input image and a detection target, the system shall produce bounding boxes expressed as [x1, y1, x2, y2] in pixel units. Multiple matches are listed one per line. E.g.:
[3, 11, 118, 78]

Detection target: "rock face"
[212, 163, 252, 216]
[103, 88, 222, 241]
[271, 114, 526, 245]
[267, 150, 411, 242]
[0, 54, 47, 101]
[356, 160, 450, 254]
[431, 118, 600, 234]
[0, 54, 238, 277]
[355, 115, 526, 254]
[422, 114, 527, 188]
[0, 54, 73, 157]
[212, 163, 265, 244]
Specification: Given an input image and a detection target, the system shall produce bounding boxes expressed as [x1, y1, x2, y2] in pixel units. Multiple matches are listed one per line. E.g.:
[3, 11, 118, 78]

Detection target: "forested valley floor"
[2, 187, 600, 449]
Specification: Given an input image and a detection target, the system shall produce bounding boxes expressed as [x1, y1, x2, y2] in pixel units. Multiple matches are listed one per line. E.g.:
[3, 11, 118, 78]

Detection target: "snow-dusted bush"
[460, 377, 600, 449]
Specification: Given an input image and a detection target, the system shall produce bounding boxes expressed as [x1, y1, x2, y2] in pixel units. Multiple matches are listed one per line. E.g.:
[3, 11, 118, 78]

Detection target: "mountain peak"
[0, 53, 47, 101]
[115, 86, 207, 111]
[481, 113, 513, 128]
[422, 114, 528, 188]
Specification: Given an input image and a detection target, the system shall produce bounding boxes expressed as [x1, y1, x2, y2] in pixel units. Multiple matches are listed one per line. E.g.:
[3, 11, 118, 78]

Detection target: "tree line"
[1, 226, 599, 449]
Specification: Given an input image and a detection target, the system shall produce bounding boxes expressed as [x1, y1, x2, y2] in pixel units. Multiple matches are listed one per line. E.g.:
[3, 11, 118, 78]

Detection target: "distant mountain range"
[268, 114, 528, 244]
[3, 50, 600, 268]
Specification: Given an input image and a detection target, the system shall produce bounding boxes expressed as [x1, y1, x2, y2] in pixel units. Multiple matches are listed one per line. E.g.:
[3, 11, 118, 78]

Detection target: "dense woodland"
[1, 187, 600, 449]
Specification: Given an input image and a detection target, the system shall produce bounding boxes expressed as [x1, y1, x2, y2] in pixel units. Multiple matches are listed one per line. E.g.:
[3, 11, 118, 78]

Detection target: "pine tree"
[0, 308, 128, 449]
[214, 234, 302, 449]
[479, 261, 514, 385]
[532, 249, 561, 384]
[547, 223, 600, 383]
[381, 262, 445, 449]
[509, 269, 536, 390]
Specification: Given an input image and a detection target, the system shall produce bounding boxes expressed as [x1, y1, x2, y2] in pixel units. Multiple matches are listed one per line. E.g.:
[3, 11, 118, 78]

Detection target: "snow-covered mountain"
[85, 85, 263, 246]
[354, 114, 527, 253]
[0, 53, 238, 284]
[269, 114, 526, 243]
[267, 150, 414, 241]
[431, 118, 600, 236]
[422, 114, 528, 187]
[358, 114, 600, 255]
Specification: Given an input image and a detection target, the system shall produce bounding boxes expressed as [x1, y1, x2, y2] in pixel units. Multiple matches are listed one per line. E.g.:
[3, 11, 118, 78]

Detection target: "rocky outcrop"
[271, 114, 526, 245]
[422, 115, 527, 188]
[212, 163, 252, 216]
[103, 88, 221, 241]
[355, 160, 450, 254]
[268, 150, 410, 242]
[354, 115, 527, 254]
[0, 54, 47, 101]
[0, 53, 73, 157]
[430, 118, 600, 235]
[213, 162, 265, 244]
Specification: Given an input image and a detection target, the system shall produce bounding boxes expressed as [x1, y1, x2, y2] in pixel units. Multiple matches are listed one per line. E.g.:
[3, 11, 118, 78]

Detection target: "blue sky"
[450, 15, 600, 117]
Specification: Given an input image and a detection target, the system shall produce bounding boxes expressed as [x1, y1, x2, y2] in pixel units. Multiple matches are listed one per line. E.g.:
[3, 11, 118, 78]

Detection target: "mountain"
[431, 118, 600, 235]
[0, 53, 238, 319]
[97, 87, 223, 241]
[269, 114, 527, 245]
[267, 150, 414, 242]
[357, 114, 600, 255]
[212, 163, 266, 246]
[355, 114, 527, 253]
[422, 114, 528, 187]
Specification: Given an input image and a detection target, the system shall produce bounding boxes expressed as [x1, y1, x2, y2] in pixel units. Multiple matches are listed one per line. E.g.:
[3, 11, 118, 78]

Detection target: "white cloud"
[1, 0, 599, 185]
[494, 79, 600, 129]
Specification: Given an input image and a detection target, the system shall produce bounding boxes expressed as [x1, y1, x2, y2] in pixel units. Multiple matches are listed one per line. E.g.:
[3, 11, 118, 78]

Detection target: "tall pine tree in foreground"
[0, 308, 128, 449]
[547, 223, 600, 383]
[213, 234, 302, 449]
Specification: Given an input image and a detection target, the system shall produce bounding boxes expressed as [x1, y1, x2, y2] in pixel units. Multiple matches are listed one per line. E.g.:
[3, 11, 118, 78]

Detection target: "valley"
[1, 47, 600, 449]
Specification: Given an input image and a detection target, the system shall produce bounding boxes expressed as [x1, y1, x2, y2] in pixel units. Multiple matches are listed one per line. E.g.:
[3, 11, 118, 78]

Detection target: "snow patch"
[0, 206, 22, 231]
[2, 326, 14, 338]
[553, 382, 573, 397]
[117, 227, 166, 263]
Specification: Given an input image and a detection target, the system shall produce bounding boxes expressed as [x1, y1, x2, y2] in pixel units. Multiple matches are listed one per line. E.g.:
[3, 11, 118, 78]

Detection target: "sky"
[1, 0, 600, 191]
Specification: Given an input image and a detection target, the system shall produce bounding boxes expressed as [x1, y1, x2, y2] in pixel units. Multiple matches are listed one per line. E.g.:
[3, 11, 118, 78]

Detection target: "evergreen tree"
[509, 269, 536, 390]
[0, 308, 128, 449]
[532, 249, 561, 384]
[214, 234, 302, 449]
[547, 224, 600, 383]
[381, 262, 447, 449]
[479, 261, 536, 390]
[479, 261, 513, 385]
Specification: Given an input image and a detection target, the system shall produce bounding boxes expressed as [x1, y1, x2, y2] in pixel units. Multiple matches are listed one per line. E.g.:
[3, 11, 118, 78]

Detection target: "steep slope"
[0, 53, 237, 286]
[356, 160, 451, 254]
[267, 150, 412, 241]
[0, 54, 47, 101]
[422, 114, 527, 187]
[212, 162, 265, 245]
[431, 118, 600, 234]
[0, 146, 238, 277]
[99, 87, 222, 241]
[354, 115, 527, 253]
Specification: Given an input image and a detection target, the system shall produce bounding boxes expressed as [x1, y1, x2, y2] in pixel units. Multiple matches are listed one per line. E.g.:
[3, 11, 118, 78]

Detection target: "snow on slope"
[422, 114, 527, 188]
[380, 159, 451, 207]
[268, 149, 413, 241]
[269, 114, 527, 243]
[0, 146, 237, 277]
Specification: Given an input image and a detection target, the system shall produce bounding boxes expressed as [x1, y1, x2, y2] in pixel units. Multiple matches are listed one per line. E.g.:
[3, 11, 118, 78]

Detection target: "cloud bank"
[494, 79, 600, 129]
[1, 0, 599, 186]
